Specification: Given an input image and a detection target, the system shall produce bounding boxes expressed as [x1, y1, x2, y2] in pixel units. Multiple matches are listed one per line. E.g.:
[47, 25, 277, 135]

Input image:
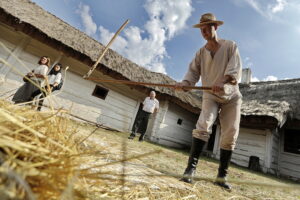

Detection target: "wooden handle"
[83, 19, 130, 78]
[85, 78, 212, 91]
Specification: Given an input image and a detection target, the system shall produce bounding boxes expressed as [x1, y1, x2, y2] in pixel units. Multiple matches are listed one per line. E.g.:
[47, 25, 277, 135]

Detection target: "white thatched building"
[0, 0, 199, 149]
[0, 0, 299, 181]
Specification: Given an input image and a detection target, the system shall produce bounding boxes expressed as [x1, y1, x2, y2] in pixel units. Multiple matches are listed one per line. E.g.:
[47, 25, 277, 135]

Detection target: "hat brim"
[193, 20, 224, 28]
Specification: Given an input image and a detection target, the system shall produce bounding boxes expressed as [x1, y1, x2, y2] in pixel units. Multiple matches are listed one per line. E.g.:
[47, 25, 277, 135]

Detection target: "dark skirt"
[12, 80, 40, 104]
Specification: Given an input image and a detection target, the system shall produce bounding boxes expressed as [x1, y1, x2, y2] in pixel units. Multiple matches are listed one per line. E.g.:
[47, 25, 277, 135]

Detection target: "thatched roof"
[0, 0, 201, 113]
[191, 79, 300, 127]
[240, 79, 300, 126]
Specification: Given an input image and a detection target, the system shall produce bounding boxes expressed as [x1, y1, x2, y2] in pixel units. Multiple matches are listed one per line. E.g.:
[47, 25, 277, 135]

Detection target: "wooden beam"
[240, 115, 278, 129]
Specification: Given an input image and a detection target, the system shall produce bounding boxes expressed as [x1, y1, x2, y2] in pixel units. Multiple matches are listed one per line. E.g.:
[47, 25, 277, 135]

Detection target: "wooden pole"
[83, 19, 130, 78]
[85, 78, 212, 91]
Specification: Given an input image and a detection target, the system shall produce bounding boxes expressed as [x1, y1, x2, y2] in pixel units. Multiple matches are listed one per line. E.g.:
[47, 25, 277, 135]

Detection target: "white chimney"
[241, 68, 252, 84]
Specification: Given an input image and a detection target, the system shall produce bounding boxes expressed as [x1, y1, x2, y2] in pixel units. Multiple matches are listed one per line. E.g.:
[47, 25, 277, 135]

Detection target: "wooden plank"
[240, 127, 268, 136]
[0, 22, 23, 47]
[59, 93, 135, 120]
[160, 128, 192, 141]
[156, 102, 197, 146]
[280, 168, 300, 179]
[162, 119, 195, 132]
[158, 136, 190, 146]
[227, 129, 268, 169]
[63, 73, 137, 109]
[280, 153, 300, 165]
[234, 148, 265, 158]
[23, 40, 58, 61]
[165, 113, 196, 124]
[0, 38, 15, 60]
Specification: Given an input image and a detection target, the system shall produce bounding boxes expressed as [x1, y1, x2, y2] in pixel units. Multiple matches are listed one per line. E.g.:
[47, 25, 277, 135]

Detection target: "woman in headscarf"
[31, 63, 62, 111]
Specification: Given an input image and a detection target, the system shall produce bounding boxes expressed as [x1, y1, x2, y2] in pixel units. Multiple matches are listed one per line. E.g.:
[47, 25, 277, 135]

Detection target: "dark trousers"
[131, 110, 151, 136]
[30, 85, 55, 111]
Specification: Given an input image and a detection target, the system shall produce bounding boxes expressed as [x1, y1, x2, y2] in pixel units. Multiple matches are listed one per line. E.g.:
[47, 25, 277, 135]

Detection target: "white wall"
[234, 128, 271, 172]
[270, 128, 280, 175]
[145, 99, 168, 140]
[278, 131, 300, 181]
[154, 102, 198, 148]
[0, 22, 140, 132]
[55, 71, 139, 131]
[214, 127, 271, 172]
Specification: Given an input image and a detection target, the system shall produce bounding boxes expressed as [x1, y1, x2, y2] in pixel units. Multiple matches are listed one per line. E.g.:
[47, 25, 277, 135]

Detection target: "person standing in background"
[128, 91, 159, 142]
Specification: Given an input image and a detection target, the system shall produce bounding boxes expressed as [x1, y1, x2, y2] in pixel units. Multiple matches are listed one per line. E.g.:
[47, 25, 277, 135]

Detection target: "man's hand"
[212, 82, 224, 93]
[212, 75, 237, 95]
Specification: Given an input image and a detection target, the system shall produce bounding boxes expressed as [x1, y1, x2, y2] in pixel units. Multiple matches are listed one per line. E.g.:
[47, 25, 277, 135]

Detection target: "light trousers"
[192, 94, 242, 150]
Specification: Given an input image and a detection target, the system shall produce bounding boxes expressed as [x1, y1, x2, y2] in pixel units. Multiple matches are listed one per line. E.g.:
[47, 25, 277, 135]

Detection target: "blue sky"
[31, 0, 300, 82]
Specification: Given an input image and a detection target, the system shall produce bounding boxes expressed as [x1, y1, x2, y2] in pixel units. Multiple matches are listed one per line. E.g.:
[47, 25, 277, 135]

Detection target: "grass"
[75, 124, 300, 200]
[0, 99, 299, 200]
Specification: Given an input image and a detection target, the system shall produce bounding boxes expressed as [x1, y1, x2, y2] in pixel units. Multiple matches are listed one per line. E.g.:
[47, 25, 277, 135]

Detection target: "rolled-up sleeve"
[183, 50, 201, 86]
[156, 100, 159, 109]
[224, 43, 242, 81]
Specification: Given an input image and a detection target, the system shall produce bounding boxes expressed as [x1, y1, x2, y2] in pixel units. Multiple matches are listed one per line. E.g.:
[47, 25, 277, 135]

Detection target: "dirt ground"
[72, 123, 300, 200]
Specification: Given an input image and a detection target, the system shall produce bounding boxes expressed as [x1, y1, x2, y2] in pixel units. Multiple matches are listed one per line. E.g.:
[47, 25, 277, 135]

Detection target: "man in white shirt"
[177, 13, 242, 190]
[128, 91, 159, 141]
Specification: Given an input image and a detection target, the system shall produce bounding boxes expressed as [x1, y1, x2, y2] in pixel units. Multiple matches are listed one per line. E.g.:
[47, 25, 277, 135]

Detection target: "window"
[92, 85, 109, 100]
[177, 118, 183, 125]
[284, 129, 300, 154]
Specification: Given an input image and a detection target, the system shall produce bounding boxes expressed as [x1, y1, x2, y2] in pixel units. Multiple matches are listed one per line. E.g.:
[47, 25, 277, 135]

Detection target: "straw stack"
[0, 100, 81, 200]
[0, 100, 196, 200]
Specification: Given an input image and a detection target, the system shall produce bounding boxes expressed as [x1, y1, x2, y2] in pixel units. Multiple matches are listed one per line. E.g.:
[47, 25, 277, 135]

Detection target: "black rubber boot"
[128, 133, 136, 139]
[138, 134, 145, 142]
[215, 149, 233, 190]
[180, 137, 206, 183]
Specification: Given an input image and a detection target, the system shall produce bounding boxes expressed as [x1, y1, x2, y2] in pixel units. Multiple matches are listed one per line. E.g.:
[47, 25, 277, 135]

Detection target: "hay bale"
[0, 100, 79, 199]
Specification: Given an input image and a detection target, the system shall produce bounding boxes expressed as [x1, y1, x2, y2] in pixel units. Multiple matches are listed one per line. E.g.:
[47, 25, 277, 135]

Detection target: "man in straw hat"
[176, 13, 242, 190]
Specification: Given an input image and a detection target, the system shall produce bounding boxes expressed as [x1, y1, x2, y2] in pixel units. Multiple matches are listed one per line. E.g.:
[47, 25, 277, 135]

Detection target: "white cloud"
[76, 3, 97, 36]
[251, 76, 260, 82]
[234, 1, 300, 35]
[144, 0, 192, 39]
[98, 26, 128, 51]
[296, 26, 300, 34]
[263, 75, 278, 81]
[236, 0, 289, 20]
[98, 0, 193, 74]
[250, 75, 279, 82]
[244, 0, 266, 17]
[270, 0, 287, 13]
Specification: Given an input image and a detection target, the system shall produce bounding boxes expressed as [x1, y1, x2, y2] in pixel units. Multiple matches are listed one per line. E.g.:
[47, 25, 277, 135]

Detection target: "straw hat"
[193, 13, 224, 28]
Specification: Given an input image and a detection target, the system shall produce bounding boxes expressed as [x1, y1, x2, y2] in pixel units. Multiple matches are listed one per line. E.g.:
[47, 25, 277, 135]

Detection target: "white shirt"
[142, 97, 159, 113]
[33, 64, 48, 86]
[48, 73, 62, 85]
[183, 39, 242, 100]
